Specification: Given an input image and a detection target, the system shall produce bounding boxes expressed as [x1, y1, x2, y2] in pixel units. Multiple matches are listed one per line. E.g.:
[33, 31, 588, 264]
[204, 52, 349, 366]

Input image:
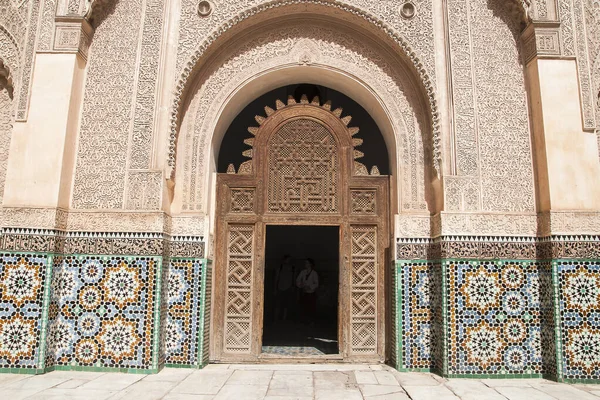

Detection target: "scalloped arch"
[0, 24, 21, 56]
[0, 24, 21, 95]
[169, 0, 446, 177]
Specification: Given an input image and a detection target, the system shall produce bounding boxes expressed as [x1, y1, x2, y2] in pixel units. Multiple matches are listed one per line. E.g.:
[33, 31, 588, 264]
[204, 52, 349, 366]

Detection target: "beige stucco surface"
[537, 59, 600, 210]
[3, 53, 83, 208]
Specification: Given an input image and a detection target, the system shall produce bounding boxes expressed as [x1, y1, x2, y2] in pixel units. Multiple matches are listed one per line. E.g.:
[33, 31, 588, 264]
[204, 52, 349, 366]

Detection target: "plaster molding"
[177, 21, 432, 214]
[52, 16, 93, 59]
[0, 207, 208, 237]
[439, 212, 539, 237]
[538, 211, 600, 236]
[395, 214, 433, 238]
[169, 0, 442, 178]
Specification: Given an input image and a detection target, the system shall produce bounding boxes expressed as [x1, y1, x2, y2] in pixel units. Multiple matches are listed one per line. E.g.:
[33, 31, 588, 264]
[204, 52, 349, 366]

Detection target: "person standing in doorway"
[296, 258, 319, 325]
[274, 255, 295, 321]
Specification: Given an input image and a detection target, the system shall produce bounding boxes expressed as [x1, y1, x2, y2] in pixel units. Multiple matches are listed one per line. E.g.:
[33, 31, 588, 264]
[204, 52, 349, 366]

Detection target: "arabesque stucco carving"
[176, 21, 432, 216]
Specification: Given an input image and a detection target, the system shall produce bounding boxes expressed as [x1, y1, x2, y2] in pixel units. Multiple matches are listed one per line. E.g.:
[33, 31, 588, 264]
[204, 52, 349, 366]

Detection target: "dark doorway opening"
[218, 84, 390, 176]
[262, 225, 339, 356]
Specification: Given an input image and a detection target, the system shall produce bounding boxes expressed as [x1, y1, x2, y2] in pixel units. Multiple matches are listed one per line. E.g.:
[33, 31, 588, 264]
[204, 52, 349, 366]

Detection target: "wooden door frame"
[209, 101, 390, 363]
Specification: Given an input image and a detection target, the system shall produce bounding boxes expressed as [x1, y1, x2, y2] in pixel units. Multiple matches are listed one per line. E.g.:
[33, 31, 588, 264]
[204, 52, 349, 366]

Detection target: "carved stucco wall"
[176, 21, 431, 216]
[170, 0, 443, 183]
[72, 0, 165, 210]
[63, 0, 599, 235]
[0, 0, 39, 122]
[177, 0, 435, 87]
[39, 0, 92, 52]
[557, 0, 597, 132]
[445, 0, 535, 213]
[0, 11, 21, 208]
[581, 0, 600, 155]
[0, 86, 13, 207]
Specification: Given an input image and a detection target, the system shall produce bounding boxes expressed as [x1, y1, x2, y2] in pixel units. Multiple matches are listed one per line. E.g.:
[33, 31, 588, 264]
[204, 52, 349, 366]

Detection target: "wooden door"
[211, 96, 389, 362]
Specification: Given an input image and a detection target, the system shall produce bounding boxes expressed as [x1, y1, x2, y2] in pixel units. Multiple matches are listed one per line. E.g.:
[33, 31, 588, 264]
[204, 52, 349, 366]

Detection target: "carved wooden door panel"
[213, 176, 262, 362]
[212, 96, 389, 362]
[345, 178, 388, 361]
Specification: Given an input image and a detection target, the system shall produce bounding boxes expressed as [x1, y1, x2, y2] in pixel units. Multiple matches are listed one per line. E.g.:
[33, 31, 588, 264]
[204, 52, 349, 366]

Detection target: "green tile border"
[198, 259, 211, 368]
[395, 261, 402, 370]
[44, 365, 160, 374]
[37, 253, 55, 370]
[445, 373, 544, 379]
[164, 363, 202, 369]
[551, 261, 563, 381]
[441, 260, 449, 376]
[0, 368, 43, 375]
[152, 257, 164, 370]
[558, 378, 600, 384]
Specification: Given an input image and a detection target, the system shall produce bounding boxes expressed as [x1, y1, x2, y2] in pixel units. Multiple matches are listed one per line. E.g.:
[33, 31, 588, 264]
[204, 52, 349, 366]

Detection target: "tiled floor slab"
[109, 380, 180, 400]
[481, 379, 538, 387]
[358, 384, 407, 397]
[403, 385, 461, 400]
[2, 376, 71, 391]
[142, 368, 194, 382]
[494, 386, 557, 400]
[171, 370, 233, 395]
[78, 373, 144, 391]
[1, 365, 600, 400]
[268, 372, 314, 396]
[162, 394, 215, 400]
[354, 371, 378, 385]
[393, 372, 442, 386]
[54, 379, 90, 389]
[531, 383, 600, 400]
[363, 394, 410, 400]
[213, 384, 268, 400]
[0, 389, 46, 400]
[227, 370, 273, 385]
[373, 371, 399, 386]
[315, 388, 363, 400]
[444, 380, 506, 400]
[314, 371, 354, 390]
[25, 388, 117, 400]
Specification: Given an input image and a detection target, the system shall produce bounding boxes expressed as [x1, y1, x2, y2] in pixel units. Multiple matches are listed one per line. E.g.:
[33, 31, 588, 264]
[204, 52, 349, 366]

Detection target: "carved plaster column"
[521, 20, 600, 214]
[522, 16, 600, 382]
[2, 11, 92, 228]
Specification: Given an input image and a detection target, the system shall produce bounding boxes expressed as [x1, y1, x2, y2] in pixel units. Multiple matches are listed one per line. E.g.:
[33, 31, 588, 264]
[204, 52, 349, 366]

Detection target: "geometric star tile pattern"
[0, 253, 51, 370]
[165, 258, 204, 366]
[446, 261, 542, 375]
[44, 255, 161, 371]
[557, 261, 600, 381]
[399, 261, 435, 370]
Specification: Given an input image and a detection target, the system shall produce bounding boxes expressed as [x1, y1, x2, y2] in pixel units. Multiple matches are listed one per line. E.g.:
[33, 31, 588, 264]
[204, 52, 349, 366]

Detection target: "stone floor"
[1, 364, 600, 400]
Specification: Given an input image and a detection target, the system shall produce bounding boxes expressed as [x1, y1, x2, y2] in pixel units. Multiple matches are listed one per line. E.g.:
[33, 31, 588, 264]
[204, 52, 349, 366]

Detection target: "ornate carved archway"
[211, 96, 390, 362]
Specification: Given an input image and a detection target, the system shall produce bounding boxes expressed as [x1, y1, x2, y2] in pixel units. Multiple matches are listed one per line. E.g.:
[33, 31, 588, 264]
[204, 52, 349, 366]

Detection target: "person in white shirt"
[274, 255, 295, 321]
[296, 258, 319, 324]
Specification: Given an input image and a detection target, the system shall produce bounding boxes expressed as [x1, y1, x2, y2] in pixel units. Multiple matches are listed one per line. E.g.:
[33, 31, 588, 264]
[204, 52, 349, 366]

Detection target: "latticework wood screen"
[350, 225, 378, 354]
[268, 119, 338, 213]
[223, 224, 254, 353]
